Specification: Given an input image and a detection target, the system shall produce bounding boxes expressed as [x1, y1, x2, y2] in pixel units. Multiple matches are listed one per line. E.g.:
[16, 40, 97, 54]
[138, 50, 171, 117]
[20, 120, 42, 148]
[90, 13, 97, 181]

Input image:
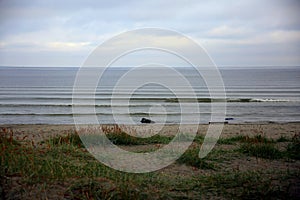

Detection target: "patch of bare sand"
[0, 124, 76, 144]
[221, 156, 300, 173]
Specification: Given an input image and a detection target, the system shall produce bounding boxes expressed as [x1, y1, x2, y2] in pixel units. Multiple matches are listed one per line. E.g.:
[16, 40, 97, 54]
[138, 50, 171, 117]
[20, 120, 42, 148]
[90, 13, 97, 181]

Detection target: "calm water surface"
[0, 66, 299, 124]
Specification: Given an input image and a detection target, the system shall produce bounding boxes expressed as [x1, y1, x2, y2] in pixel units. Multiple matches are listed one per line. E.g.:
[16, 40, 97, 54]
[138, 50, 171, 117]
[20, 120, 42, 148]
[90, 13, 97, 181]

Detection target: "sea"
[0, 66, 299, 124]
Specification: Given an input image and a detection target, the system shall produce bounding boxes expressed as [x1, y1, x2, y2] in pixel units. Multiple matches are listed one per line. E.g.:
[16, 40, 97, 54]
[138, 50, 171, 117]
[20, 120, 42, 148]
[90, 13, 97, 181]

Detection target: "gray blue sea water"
[0, 66, 299, 124]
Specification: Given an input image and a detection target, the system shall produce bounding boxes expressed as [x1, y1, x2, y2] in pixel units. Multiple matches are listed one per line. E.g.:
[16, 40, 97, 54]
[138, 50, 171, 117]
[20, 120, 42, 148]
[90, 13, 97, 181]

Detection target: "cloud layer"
[0, 0, 299, 67]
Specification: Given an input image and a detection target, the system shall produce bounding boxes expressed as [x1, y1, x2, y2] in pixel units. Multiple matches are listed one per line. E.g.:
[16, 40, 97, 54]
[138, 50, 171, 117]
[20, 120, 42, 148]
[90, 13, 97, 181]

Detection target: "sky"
[0, 0, 300, 67]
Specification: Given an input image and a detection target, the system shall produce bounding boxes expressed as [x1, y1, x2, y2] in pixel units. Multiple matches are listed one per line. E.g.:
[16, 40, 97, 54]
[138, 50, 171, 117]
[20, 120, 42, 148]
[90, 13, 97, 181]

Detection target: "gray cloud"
[0, 0, 299, 67]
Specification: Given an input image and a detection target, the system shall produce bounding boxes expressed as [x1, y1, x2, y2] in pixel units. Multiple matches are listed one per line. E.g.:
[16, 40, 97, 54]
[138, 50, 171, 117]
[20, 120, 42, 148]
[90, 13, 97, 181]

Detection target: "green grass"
[276, 136, 291, 142]
[241, 134, 274, 144]
[45, 132, 175, 147]
[64, 178, 142, 200]
[45, 132, 84, 147]
[177, 147, 215, 169]
[237, 134, 281, 159]
[106, 132, 173, 145]
[217, 135, 274, 145]
[217, 135, 246, 144]
[45, 132, 205, 148]
[237, 134, 300, 160]
[1, 131, 299, 199]
[285, 143, 300, 160]
[0, 133, 160, 199]
[194, 170, 298, 199]
[284, 134, 300, 160]
[239, 143, 282, 159]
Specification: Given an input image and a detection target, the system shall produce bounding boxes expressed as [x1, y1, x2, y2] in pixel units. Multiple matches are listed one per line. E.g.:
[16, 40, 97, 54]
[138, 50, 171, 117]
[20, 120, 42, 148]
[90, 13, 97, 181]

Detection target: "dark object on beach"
[141, 118, 154, 123]
[209, 121, 228, 124]
[225, 117, 234, 120]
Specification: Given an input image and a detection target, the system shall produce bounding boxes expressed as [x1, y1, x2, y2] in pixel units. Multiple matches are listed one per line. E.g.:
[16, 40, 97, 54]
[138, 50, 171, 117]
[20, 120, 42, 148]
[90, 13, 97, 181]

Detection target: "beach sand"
[1, 123, 299, 143]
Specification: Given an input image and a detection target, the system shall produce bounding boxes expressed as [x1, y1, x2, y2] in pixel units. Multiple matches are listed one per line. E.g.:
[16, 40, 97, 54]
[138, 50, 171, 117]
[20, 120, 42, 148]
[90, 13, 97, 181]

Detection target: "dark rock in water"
[225, 117, 234, 120]
[141, 118, 154, 123]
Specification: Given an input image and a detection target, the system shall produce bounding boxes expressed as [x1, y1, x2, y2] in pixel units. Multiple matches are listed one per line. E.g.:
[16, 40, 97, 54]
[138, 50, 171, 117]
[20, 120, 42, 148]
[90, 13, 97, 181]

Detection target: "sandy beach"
[1, 122, 299, 143]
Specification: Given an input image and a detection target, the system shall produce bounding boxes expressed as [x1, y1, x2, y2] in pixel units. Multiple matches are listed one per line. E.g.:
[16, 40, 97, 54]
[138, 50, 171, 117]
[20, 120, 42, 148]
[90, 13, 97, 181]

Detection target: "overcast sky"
[0, 0, 299, 67]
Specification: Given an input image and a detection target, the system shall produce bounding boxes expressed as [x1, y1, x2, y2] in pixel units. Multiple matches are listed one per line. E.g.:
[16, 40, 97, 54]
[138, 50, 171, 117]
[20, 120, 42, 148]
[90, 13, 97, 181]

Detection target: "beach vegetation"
[177, 147, 215, 169]
[276, 136, 290, 142]
[239, 142, 282, 159]
[284, 134, 300, 160]
[0, 128, 298, 199]
[217, 135, 246, 144]
[238, 134, 282, 159]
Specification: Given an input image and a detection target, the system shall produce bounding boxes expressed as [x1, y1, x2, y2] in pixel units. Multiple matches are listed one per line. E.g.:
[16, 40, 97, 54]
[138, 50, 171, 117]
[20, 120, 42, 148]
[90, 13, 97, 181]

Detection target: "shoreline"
[1, 122, 299, 143]
[1, 120, 300, 125]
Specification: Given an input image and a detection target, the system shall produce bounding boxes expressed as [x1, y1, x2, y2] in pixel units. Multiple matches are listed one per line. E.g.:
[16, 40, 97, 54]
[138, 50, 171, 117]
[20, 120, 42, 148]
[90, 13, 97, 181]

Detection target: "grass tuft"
[217, 135, 246, 144]
[45, 132, 175, 147]
[241, 134, 273, 144]
[237, 134, 281, 159]
[177, 147, 215, 169]
[285, 134, 300, 160]
[276, 136, 290, 142]
[107, 132, 173, 145]
[45, 132, 84, 147]
[239, 143, 282, 159]
[64, 178, 119, 199]
[198, 171, 297, 199]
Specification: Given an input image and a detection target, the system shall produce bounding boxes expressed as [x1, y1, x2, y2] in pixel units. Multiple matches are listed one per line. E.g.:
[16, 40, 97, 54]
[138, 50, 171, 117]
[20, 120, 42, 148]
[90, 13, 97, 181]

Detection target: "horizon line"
[0, 65, 300, 68]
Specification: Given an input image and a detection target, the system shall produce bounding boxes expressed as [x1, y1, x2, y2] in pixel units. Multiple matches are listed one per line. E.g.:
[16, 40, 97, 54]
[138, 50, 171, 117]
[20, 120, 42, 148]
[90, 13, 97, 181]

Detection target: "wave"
[0, 98, 295, 107]
[165, 98, 293, 103]
[0, 96, 296, 102]
[0, 112, 207, 116]
[0, 103, 159, 107]
[247, 98, 292, 102]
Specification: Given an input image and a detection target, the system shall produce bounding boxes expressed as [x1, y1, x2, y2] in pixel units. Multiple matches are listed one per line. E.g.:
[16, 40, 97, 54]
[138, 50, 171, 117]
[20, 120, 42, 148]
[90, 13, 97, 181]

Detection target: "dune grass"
[1, 128, 299, 199]
[237, 134, 281, 159]
[239, 143, 282, 159]
[237, 134, 300, 160]
[177, 147, 215, 169]
[285, 134, 300, 160]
